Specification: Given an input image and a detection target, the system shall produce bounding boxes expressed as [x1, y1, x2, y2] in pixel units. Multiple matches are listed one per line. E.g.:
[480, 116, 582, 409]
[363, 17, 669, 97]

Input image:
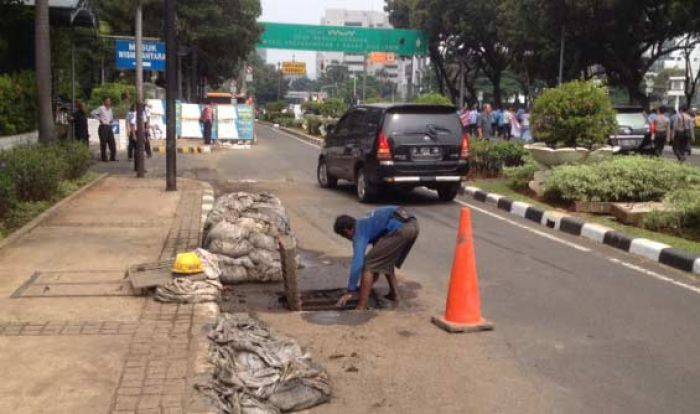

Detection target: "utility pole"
[558, 23, 565, 86]
[165, 0, 177, 191]
[459, 61, 465, 109]
[277, 63, 282, 101]
[135, 0, 145, 177]
[362, 55, 367, 103]
[71, 41, 76, 139]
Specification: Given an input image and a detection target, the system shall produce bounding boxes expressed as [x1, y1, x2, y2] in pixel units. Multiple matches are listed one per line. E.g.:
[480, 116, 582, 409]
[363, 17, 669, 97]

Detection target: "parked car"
[610, 106, 654, 154]
[316, 104, 470, 202]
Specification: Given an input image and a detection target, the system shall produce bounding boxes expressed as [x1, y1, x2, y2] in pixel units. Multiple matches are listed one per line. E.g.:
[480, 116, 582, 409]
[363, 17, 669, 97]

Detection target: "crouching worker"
[334, 206, 419, 310]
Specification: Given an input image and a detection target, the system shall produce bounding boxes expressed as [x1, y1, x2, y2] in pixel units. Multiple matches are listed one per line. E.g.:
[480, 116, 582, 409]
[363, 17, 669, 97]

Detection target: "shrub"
[89, 82, 136, 118]
[54, 141, 93, 180]
[0, 173, 16, 218]
[0, 145, 63, 202]
[413, 93, 453, 106]
[318, 99, 347, 118]
[266, 101, 287, 115]
[0, 71, 37, 136]
[531, 80, 616, 148]
[504, 158, 539, 191]
[643, 188, 700, 239]
[469, 140, 527, 177]
[544, 156, 700, 203]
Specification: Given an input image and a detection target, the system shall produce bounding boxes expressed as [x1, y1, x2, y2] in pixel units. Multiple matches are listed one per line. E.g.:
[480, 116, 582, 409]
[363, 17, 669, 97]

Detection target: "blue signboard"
[115, 40, 166, 72]
[236, 105, 255, 141]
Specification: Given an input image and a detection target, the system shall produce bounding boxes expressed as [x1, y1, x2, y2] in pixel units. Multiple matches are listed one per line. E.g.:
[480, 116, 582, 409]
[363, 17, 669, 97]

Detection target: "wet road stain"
[301, 310, 377, 326]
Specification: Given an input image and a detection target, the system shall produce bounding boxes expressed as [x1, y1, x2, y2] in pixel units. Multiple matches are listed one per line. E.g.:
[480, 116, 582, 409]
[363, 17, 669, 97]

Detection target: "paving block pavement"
[0, 175, 217, 414]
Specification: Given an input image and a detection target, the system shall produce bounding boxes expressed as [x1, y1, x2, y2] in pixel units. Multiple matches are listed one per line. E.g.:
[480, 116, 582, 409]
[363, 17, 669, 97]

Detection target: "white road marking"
[608, 258, 700, 295]
[265, 125, 322, 149]
[455, 199, 591, 252]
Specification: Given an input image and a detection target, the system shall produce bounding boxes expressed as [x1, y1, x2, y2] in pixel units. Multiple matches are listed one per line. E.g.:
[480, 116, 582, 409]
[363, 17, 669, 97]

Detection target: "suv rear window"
[616, 113, 647, 130]
[383, 110, 462, 143]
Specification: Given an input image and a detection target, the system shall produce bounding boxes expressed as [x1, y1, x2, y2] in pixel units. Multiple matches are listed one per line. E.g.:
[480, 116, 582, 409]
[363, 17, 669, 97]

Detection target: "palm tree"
[35, 0, 55, 143]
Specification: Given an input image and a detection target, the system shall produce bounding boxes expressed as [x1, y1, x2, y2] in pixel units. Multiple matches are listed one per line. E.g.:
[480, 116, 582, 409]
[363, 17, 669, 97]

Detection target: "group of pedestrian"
[70, 97, 154, 163]
[649, 105, 696, 162]
[460, 104, 531, 142]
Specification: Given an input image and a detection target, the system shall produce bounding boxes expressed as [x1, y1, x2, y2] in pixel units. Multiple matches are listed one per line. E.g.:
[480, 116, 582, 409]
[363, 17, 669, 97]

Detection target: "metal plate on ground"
[11, 270, 134, 298]
[127, 260, 206, 294]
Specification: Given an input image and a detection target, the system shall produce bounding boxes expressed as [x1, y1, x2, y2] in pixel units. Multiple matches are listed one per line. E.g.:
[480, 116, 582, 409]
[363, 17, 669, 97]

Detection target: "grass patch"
[0, 172, 100, 241]
[469, 178, 700, 255]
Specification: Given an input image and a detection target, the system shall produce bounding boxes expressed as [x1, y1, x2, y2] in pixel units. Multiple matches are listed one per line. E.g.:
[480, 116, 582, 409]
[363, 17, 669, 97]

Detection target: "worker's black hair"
[334, 215, 356, 236]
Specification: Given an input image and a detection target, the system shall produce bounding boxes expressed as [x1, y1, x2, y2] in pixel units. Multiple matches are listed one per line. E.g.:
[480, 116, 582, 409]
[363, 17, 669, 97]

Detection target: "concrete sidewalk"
[0, 175, 214, 414]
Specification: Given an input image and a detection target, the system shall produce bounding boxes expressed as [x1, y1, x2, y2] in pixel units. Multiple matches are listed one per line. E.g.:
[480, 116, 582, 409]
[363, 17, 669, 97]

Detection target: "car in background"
[610, 106, 654, 154]
[316, 104, 470, 202]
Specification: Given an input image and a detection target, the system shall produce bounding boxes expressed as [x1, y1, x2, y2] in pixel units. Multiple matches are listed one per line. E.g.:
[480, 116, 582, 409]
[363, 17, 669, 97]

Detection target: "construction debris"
[197, 313, 331, 413]
[154, 278, 223, 304]
[203, 192, 297, 284]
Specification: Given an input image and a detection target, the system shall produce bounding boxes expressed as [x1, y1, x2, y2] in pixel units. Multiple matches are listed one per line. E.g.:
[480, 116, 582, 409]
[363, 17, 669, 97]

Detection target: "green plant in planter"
[531, 81, 617, 149]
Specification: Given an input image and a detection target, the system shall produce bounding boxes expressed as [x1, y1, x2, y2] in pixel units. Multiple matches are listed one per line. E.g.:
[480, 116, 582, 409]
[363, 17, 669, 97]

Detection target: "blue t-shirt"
[347, 206, 404, 291]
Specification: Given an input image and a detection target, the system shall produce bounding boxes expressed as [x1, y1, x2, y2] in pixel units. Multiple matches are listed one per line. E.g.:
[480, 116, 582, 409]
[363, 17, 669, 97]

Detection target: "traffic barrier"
[432, 207, 493, 333]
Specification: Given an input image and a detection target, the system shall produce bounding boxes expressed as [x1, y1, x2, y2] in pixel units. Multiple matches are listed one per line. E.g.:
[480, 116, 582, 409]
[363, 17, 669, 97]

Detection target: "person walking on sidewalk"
[201, 103, 214, 145]
[91, 97, 117, 162]
[71, 100, 89, 145]
[127, 105, 153, 161]
[653, 106, 670, 157]
[478, 104, 496, 141]
[334, 207, 419, 310]
[671, 105, 693, 162]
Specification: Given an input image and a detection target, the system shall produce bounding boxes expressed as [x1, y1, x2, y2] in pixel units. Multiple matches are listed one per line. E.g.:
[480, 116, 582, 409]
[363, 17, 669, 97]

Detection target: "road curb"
[271, 125, 324, 146]
[0, 173, 109, 252]
[152, 145, 213, 154]
[462, 185, 700, 275]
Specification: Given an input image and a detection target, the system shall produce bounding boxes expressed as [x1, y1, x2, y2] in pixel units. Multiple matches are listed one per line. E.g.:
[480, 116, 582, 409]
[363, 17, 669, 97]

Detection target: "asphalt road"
[101, 125, 700, 413]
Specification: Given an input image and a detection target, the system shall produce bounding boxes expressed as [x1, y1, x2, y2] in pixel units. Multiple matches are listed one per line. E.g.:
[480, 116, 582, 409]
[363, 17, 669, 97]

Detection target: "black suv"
[317, 104, 470, 202]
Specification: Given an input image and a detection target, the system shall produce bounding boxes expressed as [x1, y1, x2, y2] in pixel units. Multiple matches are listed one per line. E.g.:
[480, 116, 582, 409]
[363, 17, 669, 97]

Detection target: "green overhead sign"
[258, 22, 429, 57]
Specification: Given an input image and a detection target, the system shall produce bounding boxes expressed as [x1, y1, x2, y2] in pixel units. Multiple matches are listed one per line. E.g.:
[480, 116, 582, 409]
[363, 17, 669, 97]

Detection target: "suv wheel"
[317, 159, 337, 188]
[437, 183, 461, 202]
[356, 167, 377, 203]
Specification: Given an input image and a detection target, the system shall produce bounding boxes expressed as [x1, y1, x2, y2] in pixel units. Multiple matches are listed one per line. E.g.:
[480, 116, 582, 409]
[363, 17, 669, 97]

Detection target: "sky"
[259, 0, 386, 79]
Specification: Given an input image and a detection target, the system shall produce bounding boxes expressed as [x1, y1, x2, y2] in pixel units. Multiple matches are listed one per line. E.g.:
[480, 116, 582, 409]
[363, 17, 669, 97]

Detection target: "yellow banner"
[281, 61, 307, 75]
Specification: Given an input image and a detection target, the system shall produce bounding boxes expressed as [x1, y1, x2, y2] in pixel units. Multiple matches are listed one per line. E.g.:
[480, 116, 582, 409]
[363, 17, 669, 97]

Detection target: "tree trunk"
[625, 81, 650, 111]
[35, 0, 55, 143]
[489, 71, 502, 108]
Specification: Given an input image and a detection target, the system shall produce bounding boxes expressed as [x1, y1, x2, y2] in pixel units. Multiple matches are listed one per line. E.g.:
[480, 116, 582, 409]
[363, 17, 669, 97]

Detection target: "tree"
[92, 0, 263, 88]
[680, 35, 700, 106]
[248, 54, 287, 105]
[35, 0, 54, 142]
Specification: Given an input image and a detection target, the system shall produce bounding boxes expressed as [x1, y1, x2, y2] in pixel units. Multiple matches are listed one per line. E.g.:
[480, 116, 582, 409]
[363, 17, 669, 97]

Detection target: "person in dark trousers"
[334, 206, 419, 310]
[653, 106, 670, 157]
[201, 103, 214, 145]
[91, 97, 117, 162]
[671, 105, 693, 162]
[72, 100, 89, 145]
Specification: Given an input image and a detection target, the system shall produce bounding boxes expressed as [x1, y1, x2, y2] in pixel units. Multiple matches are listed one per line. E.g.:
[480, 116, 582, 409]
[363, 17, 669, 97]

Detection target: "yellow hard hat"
[172, 252, 204, 275]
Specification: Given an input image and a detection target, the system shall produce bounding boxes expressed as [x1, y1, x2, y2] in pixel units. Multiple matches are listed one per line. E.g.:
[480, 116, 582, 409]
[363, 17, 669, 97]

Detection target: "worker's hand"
[336, 292, 357, 308]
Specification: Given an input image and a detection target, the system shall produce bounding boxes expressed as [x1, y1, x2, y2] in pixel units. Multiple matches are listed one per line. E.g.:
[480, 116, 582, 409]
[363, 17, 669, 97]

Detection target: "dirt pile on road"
[203, 192, 297, 284]
[196, 313, 331, 413]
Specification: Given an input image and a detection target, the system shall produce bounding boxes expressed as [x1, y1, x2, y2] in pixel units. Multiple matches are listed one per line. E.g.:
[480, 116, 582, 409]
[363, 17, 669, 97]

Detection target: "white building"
[315, 9, 409, 98]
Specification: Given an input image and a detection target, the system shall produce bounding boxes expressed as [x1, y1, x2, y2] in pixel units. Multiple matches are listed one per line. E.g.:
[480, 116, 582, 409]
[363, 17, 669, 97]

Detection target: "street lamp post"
[165, 0, 177, 191]
[134, 0, 145, 177]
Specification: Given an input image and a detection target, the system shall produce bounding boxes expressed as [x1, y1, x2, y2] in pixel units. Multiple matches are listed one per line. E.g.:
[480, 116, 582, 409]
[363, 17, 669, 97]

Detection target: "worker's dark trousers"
[203, 122, 213, 145]
[98, 124, 117, 162]
[673, 131, 689, 162]
[654, 132, 667, 156]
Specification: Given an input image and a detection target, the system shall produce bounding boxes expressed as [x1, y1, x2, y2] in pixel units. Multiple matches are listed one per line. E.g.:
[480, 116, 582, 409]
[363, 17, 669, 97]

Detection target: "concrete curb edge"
[0, 173, 109, 252]
[274, 125, 324, 146]
[461, 185, 700, 275]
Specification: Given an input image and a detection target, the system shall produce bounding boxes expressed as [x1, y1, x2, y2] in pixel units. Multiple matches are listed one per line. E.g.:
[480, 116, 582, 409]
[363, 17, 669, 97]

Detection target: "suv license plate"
[412, 147, 441, 159]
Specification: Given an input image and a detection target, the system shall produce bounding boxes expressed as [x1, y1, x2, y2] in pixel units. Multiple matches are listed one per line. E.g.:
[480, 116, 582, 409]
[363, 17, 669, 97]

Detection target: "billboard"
[281, 61, 307, 76]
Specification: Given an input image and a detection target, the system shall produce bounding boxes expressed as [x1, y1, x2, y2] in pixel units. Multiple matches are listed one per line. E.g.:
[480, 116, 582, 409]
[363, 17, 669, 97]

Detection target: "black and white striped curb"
[462, 186, 700, 276]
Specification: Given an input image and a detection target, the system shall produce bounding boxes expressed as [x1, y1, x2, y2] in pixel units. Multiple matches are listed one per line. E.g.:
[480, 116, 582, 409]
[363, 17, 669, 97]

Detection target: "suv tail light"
[377, 132, 392, 161]
[460, 133, 470, 159]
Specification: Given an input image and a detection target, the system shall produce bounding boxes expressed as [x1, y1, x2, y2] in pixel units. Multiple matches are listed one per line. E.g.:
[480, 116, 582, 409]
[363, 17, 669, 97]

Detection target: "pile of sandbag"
[196, 313, 331, 413]
[203, 192, 296, 284]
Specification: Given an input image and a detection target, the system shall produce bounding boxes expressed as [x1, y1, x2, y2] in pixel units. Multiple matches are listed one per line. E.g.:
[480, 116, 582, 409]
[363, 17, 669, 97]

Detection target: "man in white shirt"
[91, 97, 117, 162]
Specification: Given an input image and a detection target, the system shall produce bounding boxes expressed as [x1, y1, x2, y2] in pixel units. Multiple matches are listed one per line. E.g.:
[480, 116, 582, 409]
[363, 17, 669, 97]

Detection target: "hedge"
[469, 140, 528, 177]
[0, 71, 37, 136]
[0, 141, 93, 203]
[413, 93, 453, 106]
[643, 188, 700, 240]
[89, 82, 135, 118]
[544, 156, 700, 203]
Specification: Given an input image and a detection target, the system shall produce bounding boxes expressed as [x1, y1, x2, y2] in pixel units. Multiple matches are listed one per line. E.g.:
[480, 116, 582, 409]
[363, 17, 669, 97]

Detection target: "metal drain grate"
[11, 270, 134, 298]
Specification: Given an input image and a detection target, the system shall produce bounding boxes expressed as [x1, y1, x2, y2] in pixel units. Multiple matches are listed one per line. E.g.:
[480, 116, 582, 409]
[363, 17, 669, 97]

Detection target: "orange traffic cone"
[432, 207, 494, 333]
